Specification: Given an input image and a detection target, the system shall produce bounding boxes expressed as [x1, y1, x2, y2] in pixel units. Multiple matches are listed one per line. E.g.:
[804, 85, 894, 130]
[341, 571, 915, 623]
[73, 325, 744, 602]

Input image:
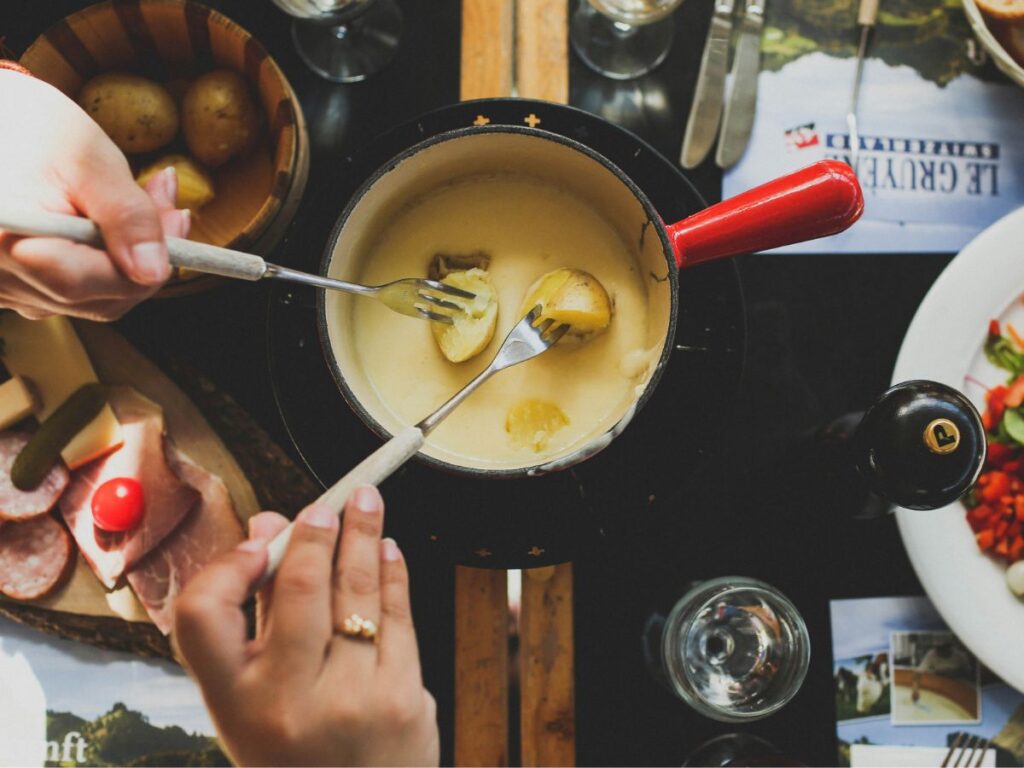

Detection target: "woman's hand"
[172, 486, 440, 767]
[0, 70, 189, 320]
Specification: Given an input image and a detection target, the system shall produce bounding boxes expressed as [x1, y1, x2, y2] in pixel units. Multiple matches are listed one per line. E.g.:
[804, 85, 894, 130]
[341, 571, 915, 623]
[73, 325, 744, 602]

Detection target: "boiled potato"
[430, 268, 498, 363]
[136, 155, 216, 211]
[429, 251, 491, 280]
[182, 70, 261, 167]
[78, 73, 178, 154]
[505, 399, 570, 452]
[519, 268, 612, 339]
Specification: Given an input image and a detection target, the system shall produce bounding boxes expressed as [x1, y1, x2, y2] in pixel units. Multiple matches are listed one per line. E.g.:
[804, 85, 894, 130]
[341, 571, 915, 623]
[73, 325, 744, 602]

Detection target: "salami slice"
[0, 514, 74, 600]
[0, 432, 70, 521]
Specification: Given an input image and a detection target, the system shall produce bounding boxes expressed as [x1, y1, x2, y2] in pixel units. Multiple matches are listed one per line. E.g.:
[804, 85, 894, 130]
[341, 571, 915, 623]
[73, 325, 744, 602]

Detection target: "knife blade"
[847, 0, 879, 176]
[680, 0, 736, 170]
[715, 0, 765, 169]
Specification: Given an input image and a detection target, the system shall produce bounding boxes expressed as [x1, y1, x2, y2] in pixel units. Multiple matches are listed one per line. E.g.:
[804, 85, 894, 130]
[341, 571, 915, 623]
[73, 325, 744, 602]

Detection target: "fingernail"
[237, 539, 266, 554]
[353, 485, 382, 515]
[178, 208, 191, 237]
[131, 242, 170, 282]
[162, 167, 178, 202]
[299, 504, 338, 530]
[381, 537, 401, 562]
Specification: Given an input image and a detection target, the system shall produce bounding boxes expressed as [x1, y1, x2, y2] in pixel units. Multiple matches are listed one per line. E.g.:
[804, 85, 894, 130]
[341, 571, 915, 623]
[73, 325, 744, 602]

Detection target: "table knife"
[847, 0, 879, 175]
[680, 0, 736, 170]
[715, 0, 765, 169]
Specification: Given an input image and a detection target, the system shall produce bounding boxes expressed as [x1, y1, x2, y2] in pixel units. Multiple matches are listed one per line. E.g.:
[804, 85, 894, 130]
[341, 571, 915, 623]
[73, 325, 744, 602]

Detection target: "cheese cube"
[0, 376, 38, 431]
[2, 315, 123, 468]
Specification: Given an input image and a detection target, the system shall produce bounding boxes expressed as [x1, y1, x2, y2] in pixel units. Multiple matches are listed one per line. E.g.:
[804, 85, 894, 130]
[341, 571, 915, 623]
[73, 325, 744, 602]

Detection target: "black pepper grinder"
[820, 380, 986, 515]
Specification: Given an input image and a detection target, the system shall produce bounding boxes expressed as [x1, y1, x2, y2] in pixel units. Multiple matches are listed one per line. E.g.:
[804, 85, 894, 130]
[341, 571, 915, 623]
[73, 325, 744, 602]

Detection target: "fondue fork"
[0, 206, 475, 324]
[260, 306, 569, 583]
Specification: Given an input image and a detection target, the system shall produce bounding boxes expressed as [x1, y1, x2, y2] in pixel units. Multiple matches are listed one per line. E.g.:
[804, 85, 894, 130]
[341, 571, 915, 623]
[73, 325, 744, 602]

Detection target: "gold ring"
[340, 614, 378, 643]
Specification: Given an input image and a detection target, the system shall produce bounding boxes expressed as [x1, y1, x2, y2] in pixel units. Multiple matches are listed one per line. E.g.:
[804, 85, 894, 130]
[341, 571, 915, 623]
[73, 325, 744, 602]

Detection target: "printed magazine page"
[721, 0, 1024, 254]
[0, 615, 228, 767]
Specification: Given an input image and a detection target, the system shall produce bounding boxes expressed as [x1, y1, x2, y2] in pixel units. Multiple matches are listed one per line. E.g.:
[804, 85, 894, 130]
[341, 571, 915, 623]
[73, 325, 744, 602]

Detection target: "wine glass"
[643, 577, 810, 721]
[271, 0, 403, 83]
[570, 0, 685, 80]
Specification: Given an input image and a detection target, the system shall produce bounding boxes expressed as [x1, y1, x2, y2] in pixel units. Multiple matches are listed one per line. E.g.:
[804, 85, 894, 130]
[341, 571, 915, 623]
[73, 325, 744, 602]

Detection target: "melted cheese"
[345, 174, 653, 470]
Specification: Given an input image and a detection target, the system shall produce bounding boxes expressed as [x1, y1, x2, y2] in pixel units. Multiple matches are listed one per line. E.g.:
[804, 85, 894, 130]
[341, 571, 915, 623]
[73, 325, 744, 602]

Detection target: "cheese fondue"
[344, 172, 656, 470]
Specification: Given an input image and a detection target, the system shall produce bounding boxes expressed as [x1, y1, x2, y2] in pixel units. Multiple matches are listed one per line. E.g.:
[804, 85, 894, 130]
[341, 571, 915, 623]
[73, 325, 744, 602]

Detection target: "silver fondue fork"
[0, 206, 475, 324]
[260, 306, 569, 583]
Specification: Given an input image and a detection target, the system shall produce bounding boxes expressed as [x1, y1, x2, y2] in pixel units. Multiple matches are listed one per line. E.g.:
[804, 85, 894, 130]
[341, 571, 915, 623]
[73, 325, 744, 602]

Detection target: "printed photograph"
[890, 631, 982, 726]
[834, 653, 891, 722]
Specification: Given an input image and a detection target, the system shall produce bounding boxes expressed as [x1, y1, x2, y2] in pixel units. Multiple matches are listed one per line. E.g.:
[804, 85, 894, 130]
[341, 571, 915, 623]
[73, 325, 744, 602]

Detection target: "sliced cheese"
[0, 376, 38, 430]
[2, 315, 122, 468]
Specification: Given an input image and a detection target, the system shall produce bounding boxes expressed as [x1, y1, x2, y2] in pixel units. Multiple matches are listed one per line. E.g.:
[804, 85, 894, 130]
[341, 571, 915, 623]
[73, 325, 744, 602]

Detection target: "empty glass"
[643, 577, 810, 721]
[271, 0, 403, 83]
[570, 0, 685, 80]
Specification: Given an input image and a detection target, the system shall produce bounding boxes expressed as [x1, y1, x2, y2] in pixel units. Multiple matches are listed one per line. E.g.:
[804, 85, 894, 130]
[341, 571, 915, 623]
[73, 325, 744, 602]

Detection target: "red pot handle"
[666, 160, 864, 268]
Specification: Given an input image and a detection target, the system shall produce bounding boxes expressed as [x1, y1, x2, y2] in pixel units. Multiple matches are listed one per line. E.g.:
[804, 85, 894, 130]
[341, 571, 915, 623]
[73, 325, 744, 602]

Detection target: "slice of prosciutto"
[0, 515, 75, 600]
[0, 432, 70, 521]
[127, 446, 244, 634]
[60, 387, 199, 588]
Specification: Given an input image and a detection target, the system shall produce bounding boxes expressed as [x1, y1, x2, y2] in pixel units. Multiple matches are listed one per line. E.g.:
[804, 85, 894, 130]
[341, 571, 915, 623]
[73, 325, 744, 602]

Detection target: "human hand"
[173, 486, 440, 767]
[0, 70, 189, 320]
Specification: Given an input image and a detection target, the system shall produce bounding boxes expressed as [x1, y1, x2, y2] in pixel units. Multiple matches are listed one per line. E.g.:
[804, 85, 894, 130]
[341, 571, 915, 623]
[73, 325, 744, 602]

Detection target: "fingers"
[248, 511, 290, 637]
[331, 486, 384, 644]
[143, 167, 192, 240]
[69, 144, 171, 286]
[377, 537, 422, 678]
[172, 539, 268, 701]
[263, 502, 340, 677]
[4, 238, 154, 303]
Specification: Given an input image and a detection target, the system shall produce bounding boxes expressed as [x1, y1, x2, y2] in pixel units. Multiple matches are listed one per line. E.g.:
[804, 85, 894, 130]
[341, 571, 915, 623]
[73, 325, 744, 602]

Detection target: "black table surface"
[1, 1, 954, 765]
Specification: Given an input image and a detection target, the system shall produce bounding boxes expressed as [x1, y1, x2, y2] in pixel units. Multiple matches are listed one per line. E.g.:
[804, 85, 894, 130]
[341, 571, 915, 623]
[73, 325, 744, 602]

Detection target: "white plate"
[962, 0, 1024, 89]
[893, 206, 1024, 693]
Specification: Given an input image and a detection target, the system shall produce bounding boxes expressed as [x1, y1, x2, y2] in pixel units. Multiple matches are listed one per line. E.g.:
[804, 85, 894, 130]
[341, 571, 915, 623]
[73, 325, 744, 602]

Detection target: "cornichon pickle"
[11, 383, 108, 490]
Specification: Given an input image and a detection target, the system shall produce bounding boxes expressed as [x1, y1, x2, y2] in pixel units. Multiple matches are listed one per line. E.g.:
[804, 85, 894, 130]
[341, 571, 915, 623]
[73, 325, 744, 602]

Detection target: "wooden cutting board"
[0, 321, 269, 658]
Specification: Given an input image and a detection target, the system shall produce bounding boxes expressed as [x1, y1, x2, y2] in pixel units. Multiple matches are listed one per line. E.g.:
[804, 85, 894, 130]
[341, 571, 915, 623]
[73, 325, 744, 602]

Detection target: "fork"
[942, 733, 990, 768]
[259, 306, 569, 583]
[0, 206, 475, 324]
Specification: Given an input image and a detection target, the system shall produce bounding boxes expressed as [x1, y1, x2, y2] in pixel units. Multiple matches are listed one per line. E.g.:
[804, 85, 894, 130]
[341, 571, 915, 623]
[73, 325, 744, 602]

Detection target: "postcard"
[830, 596, 1024, 767]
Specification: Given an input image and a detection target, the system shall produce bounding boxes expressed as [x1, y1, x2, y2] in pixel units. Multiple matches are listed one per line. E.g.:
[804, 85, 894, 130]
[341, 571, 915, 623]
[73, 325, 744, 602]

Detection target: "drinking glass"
[570, 0, 685, 80]
[643, 577, 810, 721]
[271, 0, 403, 83]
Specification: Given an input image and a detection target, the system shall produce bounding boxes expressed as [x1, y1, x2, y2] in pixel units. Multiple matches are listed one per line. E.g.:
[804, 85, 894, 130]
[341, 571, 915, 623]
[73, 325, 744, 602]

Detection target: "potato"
[78, 73, 178, 154]
[505, 399, 570, 452]
[136, 155, 216, 211]
[519, 268, 612, 339]
[430, 268, 498, 363]
[182, 70, 261, 167]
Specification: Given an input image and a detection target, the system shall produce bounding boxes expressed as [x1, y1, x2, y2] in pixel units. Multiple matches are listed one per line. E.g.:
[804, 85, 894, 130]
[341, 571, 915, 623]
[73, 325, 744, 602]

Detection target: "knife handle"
[858, 0, 879, 27]
[667, 160, 864, 267]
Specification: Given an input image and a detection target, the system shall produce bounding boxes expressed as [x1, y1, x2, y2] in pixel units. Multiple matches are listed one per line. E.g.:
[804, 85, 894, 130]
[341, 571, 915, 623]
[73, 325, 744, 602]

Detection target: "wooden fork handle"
[0, 205, 268, 281]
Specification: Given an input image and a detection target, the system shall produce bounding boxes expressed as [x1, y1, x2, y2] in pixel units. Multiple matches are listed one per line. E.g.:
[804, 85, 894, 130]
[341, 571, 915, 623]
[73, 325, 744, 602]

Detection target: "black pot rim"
[316, 120, 681, 479]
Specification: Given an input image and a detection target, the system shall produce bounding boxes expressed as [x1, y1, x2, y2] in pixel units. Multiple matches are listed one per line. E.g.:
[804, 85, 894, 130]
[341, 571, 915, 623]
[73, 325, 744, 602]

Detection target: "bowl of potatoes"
[20, 0, 309, 295]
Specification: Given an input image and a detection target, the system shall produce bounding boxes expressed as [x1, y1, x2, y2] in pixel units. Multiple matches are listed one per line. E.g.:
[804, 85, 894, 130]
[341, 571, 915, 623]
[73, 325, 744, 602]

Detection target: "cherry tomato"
[91, 478, 145, 532]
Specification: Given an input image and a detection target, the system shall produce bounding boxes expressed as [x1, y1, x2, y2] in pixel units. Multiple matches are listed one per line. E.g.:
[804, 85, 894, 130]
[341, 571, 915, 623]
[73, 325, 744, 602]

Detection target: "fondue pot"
[316, 116, 863, 479]
[317, 117, 862, 479]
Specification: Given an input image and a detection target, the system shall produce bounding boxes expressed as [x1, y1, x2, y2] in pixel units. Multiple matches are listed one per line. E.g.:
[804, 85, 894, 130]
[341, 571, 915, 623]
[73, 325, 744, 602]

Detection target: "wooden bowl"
[20, 0, 309, 292]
